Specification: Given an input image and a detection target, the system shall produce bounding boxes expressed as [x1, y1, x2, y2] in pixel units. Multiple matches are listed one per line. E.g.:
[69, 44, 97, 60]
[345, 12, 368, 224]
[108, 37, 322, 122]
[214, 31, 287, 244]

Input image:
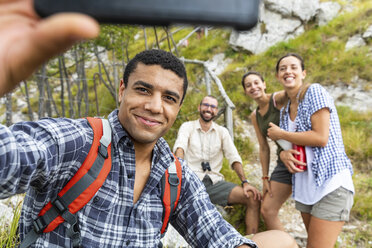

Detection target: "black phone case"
[34, 0, 259, 30]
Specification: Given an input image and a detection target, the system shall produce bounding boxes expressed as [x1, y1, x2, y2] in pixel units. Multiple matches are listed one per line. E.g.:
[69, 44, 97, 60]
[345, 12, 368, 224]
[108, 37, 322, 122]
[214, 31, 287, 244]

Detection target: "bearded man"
[174, 95, 261, 235]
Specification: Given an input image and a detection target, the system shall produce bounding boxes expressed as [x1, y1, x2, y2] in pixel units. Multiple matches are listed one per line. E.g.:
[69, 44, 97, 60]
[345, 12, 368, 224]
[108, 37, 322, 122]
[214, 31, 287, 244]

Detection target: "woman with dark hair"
[242, 71, 291, 231]
[267, 53, 354, 248]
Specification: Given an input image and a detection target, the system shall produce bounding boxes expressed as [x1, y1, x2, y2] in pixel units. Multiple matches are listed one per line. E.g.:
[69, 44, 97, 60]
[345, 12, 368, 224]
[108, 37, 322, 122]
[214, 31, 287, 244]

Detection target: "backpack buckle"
[52, 195, 68, 215]
[33, 216, 48, 234]
[168, 173, 180, 186]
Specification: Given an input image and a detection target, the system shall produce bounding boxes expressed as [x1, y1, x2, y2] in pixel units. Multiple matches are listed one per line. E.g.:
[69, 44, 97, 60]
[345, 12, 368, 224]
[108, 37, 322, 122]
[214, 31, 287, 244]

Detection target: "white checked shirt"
[279, 83, 353, 187]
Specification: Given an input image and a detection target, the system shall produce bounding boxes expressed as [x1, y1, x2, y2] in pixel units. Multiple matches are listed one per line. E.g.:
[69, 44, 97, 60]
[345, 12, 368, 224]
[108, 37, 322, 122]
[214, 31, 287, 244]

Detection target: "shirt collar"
[108, 109, 174, 168]
[196, 119, 216, 132]
[109, 109, 132, 147]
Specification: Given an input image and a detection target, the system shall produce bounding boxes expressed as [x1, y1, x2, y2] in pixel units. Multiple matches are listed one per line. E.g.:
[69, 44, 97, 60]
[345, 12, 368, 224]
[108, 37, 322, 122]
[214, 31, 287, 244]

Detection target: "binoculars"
[201, 162, 211, 172]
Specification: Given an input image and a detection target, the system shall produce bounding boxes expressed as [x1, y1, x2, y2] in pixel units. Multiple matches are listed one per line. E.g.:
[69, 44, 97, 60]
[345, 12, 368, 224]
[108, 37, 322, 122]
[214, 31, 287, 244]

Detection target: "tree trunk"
[93, 73, 100, 116]
[143, 26, 148, 50]
[74, 47, 82, 118]
[93, 45, 116, 99]
[111, 33, 119, 107]
[58, 56, 66, 117]
[37, 64, 46, 119]
[23, 80, 34, 121]
[79, 46, 89, 117]
[167, 28, 180, 57]
[164, 27, 172, 53]
[153, 26, 160, 49]
[5, 92, 12, 126]
[61, 55, 75, 118]
[45, 76, 59, 117]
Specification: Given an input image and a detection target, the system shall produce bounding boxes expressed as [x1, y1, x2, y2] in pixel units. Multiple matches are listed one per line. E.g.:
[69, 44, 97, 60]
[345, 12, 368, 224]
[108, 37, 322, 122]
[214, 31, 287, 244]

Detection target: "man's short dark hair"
[200, 95, 218, 106]
[123, 49, 188, 104]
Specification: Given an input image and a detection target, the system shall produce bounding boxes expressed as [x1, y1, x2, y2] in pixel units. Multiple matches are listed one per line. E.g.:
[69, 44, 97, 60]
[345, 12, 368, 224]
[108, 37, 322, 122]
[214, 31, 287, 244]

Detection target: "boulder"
[345, 34, 366, 51]
[264, 0, 319, 22]
[229, 5, 303, 54]
[317, 2, 342, 26]
[229, 0, 343, 54]
[362, 25, 372, 39]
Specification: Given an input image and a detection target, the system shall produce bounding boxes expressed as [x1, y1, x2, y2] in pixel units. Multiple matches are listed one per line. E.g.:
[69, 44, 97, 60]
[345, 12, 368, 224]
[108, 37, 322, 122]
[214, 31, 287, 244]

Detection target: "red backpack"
[21, 117, 182, 248]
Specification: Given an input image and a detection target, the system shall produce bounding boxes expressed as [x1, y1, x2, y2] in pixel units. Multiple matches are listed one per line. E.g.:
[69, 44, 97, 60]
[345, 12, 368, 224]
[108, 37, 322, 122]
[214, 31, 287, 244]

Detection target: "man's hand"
[0, 0, 99, 97]
[279, 150, 306, 174]
[175, 147, 185, 159]
[242, 183, 262, 201]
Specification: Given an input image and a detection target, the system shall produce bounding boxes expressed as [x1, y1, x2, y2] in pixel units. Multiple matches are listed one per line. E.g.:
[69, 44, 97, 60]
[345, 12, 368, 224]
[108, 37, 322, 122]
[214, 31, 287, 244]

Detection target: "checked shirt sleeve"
[307, 83, 333, 117]
[0, 118, 92, 199]
[170, 159, 257, 248]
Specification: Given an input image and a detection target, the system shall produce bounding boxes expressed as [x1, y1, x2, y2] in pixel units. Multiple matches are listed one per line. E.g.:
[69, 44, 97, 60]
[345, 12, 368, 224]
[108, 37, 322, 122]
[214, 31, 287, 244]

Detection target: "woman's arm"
[251, 112, 270, 177]
[251, 112, 273, 195]
[267, 108, 330, 147]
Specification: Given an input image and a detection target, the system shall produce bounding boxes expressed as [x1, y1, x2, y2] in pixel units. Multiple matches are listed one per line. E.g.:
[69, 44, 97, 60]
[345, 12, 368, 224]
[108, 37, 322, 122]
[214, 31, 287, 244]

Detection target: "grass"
[0, 197, 23, 248]
[337, 106, 372, 170]
[352, 172, 372, 221]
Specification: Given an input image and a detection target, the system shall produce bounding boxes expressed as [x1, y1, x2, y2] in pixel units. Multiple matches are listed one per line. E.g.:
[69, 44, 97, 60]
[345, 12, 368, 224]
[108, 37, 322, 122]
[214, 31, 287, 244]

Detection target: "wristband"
[262, 176, 269, 180]
[241, 179, 249, 186]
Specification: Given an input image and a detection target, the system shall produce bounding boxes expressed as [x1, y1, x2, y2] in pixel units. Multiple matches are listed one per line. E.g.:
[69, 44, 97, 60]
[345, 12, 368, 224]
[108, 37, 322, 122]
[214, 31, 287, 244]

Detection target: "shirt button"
[128, 174, 133, 179]
[93, 196, 100, 203]
[126, 240, 130, 245]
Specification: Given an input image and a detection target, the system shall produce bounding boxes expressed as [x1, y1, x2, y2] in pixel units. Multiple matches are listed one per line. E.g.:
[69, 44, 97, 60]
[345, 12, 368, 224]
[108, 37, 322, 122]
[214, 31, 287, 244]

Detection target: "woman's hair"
[241, 71, 265, 89]
[275, 53, 305, 73]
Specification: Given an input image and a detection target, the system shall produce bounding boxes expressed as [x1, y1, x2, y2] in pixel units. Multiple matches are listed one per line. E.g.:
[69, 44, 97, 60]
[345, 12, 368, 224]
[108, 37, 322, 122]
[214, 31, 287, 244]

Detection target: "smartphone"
[33, 0, 260, 30]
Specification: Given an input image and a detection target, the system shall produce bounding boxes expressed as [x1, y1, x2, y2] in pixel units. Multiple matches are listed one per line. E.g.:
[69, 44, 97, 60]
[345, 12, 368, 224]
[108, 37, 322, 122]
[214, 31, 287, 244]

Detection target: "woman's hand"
[262, 179, 272, 197]
[267, 122, 283, 141]
[279, 150, 306, 174]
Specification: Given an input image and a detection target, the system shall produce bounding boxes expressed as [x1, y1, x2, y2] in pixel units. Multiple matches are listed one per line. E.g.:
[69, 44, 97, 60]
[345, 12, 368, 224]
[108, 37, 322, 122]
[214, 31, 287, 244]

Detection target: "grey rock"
[229, 0, 321, 54]
[345, 34, 366, 51]
[362, 25, 372, 39]
[229, 7, 302, 54]
[264, 0, 319, 22]
[317, 2, 341, 26]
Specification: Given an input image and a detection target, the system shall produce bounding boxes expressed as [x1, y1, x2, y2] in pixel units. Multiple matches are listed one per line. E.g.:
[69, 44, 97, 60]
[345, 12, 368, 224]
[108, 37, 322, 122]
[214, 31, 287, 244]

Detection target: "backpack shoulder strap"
[160, 154, 182, 234]
[21, 118, 112, 248]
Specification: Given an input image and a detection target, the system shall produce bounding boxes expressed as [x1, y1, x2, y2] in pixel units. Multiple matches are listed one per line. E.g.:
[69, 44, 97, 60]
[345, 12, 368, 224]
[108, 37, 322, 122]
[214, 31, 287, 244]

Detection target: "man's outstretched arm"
[0, 0, 99, 97]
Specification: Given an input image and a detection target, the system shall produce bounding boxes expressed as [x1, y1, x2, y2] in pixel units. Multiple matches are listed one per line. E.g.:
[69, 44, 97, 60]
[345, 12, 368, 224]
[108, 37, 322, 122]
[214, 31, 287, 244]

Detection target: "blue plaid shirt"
[280, 83, 353, 187]
[0, 110, 256, 248]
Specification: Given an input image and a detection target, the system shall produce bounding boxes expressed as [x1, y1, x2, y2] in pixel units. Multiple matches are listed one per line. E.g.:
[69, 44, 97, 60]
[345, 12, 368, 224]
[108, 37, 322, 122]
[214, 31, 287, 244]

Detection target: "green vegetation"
[0, 198, 23, 248]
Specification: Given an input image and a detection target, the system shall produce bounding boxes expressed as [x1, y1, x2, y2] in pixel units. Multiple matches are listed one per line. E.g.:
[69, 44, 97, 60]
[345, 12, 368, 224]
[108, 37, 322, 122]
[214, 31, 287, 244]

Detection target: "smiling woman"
[267, 53, 355, 248]
[241, 71, 291, 231]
